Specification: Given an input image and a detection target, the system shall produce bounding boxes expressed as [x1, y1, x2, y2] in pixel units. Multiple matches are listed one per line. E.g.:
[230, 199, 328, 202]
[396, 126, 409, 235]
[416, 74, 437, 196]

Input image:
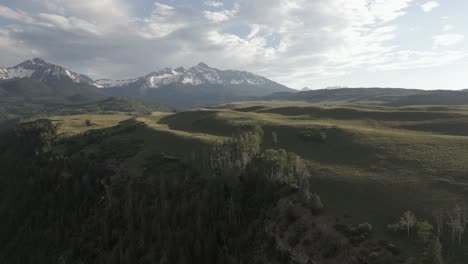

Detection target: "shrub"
[309, 193, 324, 213]
[297, 130, 328, 142]
[288, 232, 302, 247]
[387, 223, 401, 233]
[357, 222, 373, 235]
[285, 204, 303, 223]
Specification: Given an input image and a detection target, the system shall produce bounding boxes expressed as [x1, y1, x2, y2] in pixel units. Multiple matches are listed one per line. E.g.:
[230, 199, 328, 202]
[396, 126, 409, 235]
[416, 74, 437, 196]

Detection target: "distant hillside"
[0, 78, 170, 119]
[265, 88, 468, 106]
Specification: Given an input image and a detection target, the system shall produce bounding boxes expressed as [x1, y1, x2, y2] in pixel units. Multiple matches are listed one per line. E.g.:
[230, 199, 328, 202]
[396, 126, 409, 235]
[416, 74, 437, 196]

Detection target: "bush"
[309, 193, 324, 213]
[285, 204, 303, 223]
[387, 223, 401, 233]
[288, 232, 302, 247]
[357, 222, 373, 235]
[386, 243, 400, 255]
[298, 130, 327, 142]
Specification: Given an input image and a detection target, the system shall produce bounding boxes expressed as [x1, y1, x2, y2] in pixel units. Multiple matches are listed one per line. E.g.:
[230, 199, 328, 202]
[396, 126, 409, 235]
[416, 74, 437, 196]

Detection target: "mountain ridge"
[1, 58, 293, 108]
[0, 58, 93, 84]
[94, 61, 290, 91]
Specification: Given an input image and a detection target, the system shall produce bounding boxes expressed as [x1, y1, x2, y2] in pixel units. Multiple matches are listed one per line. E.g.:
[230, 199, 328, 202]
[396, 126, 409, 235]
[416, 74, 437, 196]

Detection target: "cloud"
[132, 3, 187, 39]
[203, 4, 239, 23]
[442, 25, 453, 32]
[0, 29, 40, 65]
[37, 13, 101, 35]
[433, 34, 465, 47]
[369, 50, 467, 71]
[0, 0, 466, 89]
[204, 1, 224, 8]
[0, 5, 33, 22]
[0, 4, 100, 35]
[421, 1, 439, 12]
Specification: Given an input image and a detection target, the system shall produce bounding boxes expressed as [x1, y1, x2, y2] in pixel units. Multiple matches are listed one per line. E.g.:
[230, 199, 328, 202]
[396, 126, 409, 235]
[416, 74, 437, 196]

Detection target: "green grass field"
[158, 102, 468, 252]
[40, 101, 468, 260]
[48, 114, 132, 136]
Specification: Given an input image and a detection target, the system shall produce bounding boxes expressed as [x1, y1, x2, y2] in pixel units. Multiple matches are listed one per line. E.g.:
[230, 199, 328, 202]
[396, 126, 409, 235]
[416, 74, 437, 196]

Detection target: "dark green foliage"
[263, 87, 468, 106]
[0, 122, 291, 264]
[357, 223, 373, 235]
[244, 148, 311, 189]
[298, 130, 328, 142]
[271, 131, 278, 145]
[0, 79, 171, 119]
[416, 221, 434, 243]
[421, 238, 444, 264]
[309, 193, 324, 213]
[14, 119, 57, 156]
[285, 204, 303, 224]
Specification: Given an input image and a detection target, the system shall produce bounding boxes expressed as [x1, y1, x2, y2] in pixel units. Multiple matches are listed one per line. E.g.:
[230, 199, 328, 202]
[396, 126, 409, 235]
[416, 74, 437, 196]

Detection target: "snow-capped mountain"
[95, 62, 287, 91]
[1, 58, 292, 108]
[0, 58, 93, 84]
[92, 62, 292, 108]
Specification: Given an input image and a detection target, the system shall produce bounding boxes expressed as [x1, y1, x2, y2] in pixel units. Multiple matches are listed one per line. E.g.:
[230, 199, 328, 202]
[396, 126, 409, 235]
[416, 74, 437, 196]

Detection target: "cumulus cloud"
[0, 0, 466, 88]
[203, 3, 239, 23]
[433, 34, 465, 47]
[132, 3, 187, 39]
[0, 4, 101, 35]
[421, 1, 439, 12]
[369, 50, 467, 71]
[0, 5, 33, 22]
[204, 1, 224, 8]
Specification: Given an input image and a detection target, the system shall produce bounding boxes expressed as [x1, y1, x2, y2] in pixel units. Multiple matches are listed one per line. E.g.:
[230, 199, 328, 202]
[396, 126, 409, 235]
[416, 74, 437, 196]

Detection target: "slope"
[265, 88, 468, 106]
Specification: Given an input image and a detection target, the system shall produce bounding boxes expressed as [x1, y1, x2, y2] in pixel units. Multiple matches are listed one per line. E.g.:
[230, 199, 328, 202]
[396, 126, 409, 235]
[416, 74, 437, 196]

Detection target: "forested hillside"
[0, 110, 459, 263]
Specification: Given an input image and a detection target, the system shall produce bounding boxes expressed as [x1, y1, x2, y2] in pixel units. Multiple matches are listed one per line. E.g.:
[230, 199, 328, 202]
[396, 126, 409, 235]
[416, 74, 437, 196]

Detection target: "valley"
[2, 101, 464, 262]
[1, 59, 467, 263]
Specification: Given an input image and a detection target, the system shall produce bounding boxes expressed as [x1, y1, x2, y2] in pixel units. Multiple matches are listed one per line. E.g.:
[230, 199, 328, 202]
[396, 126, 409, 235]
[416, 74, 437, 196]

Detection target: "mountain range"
[1, 58, 292, 108]
[2, 58, 468, 119]
[0, 58, 93, 84]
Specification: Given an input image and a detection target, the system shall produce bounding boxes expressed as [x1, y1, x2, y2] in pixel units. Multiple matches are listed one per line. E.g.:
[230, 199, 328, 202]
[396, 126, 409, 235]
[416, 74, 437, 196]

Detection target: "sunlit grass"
[49, 114, 132, 136]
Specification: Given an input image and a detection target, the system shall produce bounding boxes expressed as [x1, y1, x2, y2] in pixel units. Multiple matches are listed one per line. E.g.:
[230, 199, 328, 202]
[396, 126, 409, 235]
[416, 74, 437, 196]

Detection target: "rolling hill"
[1, 100, 467, 262]
[265, 87, 468, 106]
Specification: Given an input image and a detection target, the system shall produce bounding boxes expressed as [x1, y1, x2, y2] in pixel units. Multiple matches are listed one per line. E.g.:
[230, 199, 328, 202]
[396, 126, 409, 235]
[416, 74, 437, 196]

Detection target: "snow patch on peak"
[91, 62, 286, 92]
[1, 58, 94, 84]
[0, 67, 35, 80]
[0, 68, 9, 79]
[94, 78, 137, 88]
[145, 68, 183, 88]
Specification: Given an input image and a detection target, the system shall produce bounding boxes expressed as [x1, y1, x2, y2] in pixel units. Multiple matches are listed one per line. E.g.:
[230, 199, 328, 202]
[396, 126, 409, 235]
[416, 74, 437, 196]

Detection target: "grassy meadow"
[35, 100, 468, 260]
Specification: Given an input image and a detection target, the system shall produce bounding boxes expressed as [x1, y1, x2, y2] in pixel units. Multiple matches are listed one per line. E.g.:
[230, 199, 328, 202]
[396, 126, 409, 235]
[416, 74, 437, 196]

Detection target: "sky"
[0, 0, 467, 90]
